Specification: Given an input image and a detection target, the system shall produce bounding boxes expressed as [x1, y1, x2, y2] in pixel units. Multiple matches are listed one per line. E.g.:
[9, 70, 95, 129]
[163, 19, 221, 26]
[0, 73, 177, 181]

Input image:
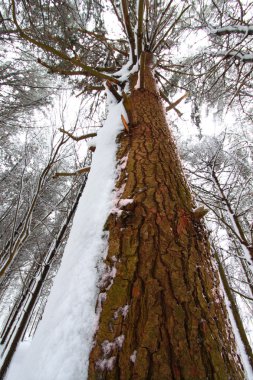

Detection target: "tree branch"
[37, 59, 87, 76]
[149, 0, 173, 50]
[139, 52, 146, 89]
[230, 287, 253, 302]
[121, 0, 136, 64]
[137, 0, 145, 59]
[106, 81, 122, 102]
[153, 5, 190, 53]
[166, 93, 188, 112]
[11, 0, 120, 84]
[59, 129, 97, 141]
[211, 25, 253, 36]
[0, 135, 68, 277]
[76, 85, 104, 97]
[214, 51, 253, 63]
[109, 0, 127, 35]
[53, 167, 91, 178]
[159, 90, 183, 117]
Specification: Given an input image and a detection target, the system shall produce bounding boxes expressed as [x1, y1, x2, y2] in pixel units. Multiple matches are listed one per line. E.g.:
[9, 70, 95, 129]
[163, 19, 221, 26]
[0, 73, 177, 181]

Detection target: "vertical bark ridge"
[88, 53, 244, 379]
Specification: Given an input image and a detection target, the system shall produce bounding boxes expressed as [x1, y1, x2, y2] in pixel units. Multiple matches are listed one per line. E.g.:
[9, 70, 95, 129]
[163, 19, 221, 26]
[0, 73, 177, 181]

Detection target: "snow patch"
[114, 304, 129, 320]
[101, 335, 125, 357]
[95, 356, 116, 371]
[115, 335, 125, 348]
[117, 154, 129, 171]
[118, 198, 134, 207]
[111, 198, 133, 216]
[97, 260, 117, 291]
[130, 350, 137, 363]
[101, 340, 115, 356]
[96, 335, 125, 372]
[95, 292, 107, 317]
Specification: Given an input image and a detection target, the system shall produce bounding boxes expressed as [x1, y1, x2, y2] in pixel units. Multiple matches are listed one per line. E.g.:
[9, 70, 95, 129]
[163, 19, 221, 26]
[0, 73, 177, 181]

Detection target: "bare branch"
[106, 81, 122, 102]
[166, 93, 188, 112]
[230, 287, 253, 302]
[53, 167, 91, 178]
[11, 0, 120, 84]
[153, 5, 190, 53]
[137, 0, 145, 59]
[159, 90, 182, 117]
[139, 52, 145, 89]
[121, 0, 136, 64]
[149, 0, 173, 50]
[59, 129, 97, 141]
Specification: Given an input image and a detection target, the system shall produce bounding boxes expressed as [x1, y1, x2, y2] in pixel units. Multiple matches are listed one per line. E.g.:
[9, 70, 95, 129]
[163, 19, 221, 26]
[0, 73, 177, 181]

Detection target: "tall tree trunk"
[88, 53, 244, 379]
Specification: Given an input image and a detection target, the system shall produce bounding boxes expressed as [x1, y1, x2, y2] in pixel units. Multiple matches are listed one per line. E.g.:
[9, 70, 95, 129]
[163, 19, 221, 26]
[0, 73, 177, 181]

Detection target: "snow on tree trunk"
[4, 96, 126, 380]
[88, 53, 244, 379]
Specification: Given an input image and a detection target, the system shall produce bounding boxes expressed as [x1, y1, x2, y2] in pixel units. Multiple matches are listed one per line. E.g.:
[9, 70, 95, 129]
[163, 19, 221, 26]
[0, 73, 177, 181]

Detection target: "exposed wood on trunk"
[88, 53, 244, 379]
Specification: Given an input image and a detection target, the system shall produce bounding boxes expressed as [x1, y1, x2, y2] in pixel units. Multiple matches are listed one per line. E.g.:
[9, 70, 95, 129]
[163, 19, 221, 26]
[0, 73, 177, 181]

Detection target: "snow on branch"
[214, 51, 253, 63]
[210, 25, 253, 36]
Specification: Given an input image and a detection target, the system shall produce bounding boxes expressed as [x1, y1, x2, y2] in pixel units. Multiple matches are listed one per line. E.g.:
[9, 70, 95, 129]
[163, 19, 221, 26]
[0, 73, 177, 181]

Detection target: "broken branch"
[121, 114, 129, 133]
[166, 93, 188, 112]
[53, 167, 91, 178]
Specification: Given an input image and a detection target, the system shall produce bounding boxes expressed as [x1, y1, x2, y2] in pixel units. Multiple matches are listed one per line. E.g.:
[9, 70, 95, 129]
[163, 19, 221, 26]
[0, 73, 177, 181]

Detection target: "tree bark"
[88, 53, 244, 379]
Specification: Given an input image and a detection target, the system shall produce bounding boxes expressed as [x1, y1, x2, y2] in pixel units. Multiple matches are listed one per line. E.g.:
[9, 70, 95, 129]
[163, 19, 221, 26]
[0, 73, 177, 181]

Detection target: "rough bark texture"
[88, 53, 244, 379]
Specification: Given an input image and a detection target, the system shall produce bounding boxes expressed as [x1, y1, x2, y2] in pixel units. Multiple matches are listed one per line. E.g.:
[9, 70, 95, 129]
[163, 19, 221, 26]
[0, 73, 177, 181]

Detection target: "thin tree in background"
[182, 133, 253, 371]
